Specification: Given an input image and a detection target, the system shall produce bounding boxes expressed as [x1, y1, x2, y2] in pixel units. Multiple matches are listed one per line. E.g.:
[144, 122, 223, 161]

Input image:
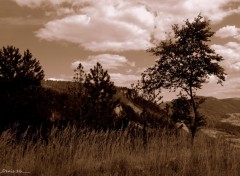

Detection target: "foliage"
[0, 46, 46, 133]
[171, 96, 206, 135]
[140, 15, 226, 141]
[83, 62, 118, 130]
[0, 46, 44, 88]
[70, 63, 88, 123]
[171, 96, 192, 123]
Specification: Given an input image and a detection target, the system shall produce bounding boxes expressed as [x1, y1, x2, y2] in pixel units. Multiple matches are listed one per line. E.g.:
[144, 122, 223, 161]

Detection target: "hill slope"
[42, 80, 240, 124]
[200, 97, 240, 118]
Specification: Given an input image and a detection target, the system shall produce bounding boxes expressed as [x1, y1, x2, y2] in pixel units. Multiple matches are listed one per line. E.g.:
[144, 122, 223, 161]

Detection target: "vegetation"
[0, 45, 44, 87]
[139, 15, 226, 142]
[0, 126, 240, 176]
[0, 15, 239, 176]
[83, 62, 118, 130]
[0, 46, 47, 134]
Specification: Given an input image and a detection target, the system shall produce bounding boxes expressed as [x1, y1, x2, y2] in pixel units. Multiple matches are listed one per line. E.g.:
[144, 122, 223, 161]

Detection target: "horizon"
[0, 0, 240, 100]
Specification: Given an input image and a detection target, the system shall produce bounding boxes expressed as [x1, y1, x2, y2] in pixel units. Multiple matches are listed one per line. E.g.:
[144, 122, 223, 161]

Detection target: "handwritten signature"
[0, 169, 30, 174]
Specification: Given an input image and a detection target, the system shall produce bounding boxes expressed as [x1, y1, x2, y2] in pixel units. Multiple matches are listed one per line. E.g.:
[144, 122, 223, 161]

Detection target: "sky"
[0, 0, 240, 100]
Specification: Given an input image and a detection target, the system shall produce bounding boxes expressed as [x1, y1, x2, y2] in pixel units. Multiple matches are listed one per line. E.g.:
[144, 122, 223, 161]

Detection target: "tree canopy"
[83, 62, 118, 129]
[0, 45, 44, 88]
[0, 46, 46, 133]
[142, 15, 226, 94]
[139, 15, 226, 141]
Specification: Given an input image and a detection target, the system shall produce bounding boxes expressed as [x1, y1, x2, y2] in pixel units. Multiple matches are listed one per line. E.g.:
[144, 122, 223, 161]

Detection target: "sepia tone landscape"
[1, 0, 240, 176]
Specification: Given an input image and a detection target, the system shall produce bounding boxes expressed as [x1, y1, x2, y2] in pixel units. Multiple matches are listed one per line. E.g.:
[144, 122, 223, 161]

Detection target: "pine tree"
[84, 62, 117, 130]
[71, 63, 87, 123]
[0, 46, 44, 88]
[0, 46, 45, 132]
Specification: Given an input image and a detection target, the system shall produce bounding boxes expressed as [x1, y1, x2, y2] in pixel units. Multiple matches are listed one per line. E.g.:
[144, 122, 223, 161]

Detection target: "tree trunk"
[189, 86, 197, 145]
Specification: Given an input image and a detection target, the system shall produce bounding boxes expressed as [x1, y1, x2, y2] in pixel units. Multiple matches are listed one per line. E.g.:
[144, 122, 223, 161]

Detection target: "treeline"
[0, 46, 158, 140]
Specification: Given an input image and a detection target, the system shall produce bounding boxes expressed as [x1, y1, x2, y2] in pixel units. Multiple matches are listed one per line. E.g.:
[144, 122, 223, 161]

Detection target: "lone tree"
[84, 62, 118, 130]
[140, 15, 226, 142]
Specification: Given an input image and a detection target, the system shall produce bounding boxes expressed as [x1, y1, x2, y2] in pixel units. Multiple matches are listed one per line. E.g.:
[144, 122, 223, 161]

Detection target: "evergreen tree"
[84, 62, 118, 130]
[70, 63, 87, 124]
[0, 46, 46, 132]
[0, 46, 44, 88]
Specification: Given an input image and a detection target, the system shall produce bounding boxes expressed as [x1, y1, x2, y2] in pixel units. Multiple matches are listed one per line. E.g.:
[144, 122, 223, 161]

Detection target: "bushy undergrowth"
[0, 127, 240, 176]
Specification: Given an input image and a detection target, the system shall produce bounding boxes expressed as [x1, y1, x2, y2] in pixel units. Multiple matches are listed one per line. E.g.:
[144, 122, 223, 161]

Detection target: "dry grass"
[0, 127, 240, 176]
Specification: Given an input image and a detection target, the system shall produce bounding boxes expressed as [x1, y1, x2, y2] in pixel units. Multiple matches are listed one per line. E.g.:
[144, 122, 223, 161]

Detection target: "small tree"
[140, 15, 226, 142]
[84, 62, 118, 130]
[171, 96, 206, 136]
[73, 63, 86, 120]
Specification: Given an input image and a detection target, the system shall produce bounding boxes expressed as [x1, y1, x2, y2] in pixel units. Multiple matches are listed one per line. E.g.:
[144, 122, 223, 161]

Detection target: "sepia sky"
[0, 0, 240, 100]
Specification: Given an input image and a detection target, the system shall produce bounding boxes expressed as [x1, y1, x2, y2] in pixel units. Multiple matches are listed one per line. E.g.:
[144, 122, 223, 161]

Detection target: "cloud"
[215, 25, 240, 39]
[199, 76, 240, 99]
[71, 54, 135, 71]
[139, 0, 240, 40]
[13, 0, 240, 51]
[47, 74, 72, 81]
[142, 0, 240, 22]
[13, 0, 45, 8]
[12, 0, 77, 8]
[109, 73, 140, 87]
[35, 1, 155, 52]
[47, 77, 67, 81]
[211, 42, 240, 71]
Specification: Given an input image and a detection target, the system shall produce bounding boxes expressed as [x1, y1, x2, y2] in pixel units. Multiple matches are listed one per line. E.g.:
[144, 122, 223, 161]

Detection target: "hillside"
[42, 80, 71, 93]
[42, 80, 240, 125]
[200, 97, 240, 119]
[42, 80, 240, 114]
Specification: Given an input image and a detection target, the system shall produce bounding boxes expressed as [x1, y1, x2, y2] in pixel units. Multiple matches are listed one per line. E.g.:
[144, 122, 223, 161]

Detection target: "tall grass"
[0, 126, 240, 176]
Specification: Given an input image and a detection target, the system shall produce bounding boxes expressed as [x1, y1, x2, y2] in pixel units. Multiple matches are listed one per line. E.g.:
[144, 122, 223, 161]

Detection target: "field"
[1, 126, 240, 176]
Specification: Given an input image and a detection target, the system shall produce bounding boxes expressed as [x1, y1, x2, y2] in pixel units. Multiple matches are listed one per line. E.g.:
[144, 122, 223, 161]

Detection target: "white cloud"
[48, 72, 140, 88]
[47, 77, 67, 81]
[215, 25, 240, 38]
[199, 76, 240, 99]
[109, 73, 140, 87]
[47, 74, 72, 81]
[211, 42, 240, 71]
[13, 0, 240, 51]
[34, 1, 155, 52]
[13, 0, 45, 7]
[139, 0, 240, 41]
[71, 54, 135, 71]
[12, 0, 78, 7]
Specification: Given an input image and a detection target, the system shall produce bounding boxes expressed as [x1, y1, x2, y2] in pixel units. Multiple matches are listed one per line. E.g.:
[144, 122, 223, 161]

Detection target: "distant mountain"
[200, 97, 240, 121]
